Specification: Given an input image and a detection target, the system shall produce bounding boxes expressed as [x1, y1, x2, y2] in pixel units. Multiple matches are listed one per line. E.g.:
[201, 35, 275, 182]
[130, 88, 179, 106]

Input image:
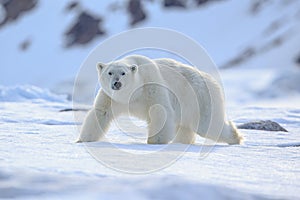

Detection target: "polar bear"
[77, 55, 243, 144]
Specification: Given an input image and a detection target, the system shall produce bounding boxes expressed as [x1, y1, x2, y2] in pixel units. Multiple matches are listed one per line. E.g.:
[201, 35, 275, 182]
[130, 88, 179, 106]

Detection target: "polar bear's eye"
[121, 72, 126, 76]
[108, 72, 112, 76]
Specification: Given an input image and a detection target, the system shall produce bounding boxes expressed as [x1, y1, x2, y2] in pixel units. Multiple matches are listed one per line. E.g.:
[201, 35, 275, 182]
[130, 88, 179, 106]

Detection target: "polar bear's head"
[97, 62, 138, 98]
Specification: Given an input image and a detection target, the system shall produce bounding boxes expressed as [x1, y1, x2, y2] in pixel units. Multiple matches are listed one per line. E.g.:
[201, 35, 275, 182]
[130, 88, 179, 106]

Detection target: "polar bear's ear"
[97, 63, 106, 72]
[130, 64, 138, 73]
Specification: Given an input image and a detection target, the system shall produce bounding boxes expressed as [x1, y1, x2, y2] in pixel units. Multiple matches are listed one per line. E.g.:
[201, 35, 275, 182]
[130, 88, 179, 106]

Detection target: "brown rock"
[0, 0, 38, 28]
[238, 120, 288, 132]
[64, 11, 105, 47]
[127, 0, 147, 26]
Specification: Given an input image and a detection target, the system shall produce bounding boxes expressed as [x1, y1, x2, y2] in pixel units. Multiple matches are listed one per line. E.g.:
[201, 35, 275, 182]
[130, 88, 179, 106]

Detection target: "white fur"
[77, 55, 243, 144]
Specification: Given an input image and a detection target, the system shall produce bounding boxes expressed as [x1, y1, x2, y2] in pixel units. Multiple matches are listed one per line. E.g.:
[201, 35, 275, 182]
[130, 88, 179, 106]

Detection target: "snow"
[0, 85, 67, 102]
[0, 85, 299, 199]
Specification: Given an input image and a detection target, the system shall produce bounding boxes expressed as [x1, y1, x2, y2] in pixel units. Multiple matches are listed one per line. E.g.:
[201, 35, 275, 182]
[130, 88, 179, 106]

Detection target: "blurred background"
[0, 0, 299, 105]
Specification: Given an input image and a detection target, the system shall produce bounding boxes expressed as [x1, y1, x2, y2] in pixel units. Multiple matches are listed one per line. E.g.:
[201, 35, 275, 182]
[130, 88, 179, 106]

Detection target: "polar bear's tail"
[220, 121, 244, 145]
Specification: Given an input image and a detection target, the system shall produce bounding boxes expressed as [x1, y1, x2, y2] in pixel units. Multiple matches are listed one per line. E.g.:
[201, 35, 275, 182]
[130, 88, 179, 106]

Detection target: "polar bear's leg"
[147, 119, 175, 144]
[76, 108, 112, 142]
[172, 126, 196, 144]
[218, 121, 243, 145]
[193, 77, 243, 145]
[196, 121, 243, 145]
[146, 105, 175, 144]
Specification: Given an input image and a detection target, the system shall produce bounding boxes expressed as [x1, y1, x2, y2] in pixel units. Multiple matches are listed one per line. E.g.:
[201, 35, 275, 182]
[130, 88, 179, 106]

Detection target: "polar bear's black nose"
[112, 81, 122, 90]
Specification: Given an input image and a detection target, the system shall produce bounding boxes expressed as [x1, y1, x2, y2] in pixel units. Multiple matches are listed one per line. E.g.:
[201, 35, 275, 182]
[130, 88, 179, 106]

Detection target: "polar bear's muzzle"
[112, 81, 122, 90]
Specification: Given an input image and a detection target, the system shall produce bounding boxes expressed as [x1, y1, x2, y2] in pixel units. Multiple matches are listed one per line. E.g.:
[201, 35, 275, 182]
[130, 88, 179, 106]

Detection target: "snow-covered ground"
[0, 81, 299, 199]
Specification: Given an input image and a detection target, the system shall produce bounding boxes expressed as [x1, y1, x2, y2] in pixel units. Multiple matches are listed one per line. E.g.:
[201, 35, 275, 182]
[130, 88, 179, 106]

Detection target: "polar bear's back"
[153, 58, 219, 93]
[153, 58, 225, 134]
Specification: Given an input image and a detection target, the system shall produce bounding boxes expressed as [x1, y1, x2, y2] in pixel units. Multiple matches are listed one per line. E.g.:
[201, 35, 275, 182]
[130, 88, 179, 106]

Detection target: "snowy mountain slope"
[0, 0, 299, 99]
[0, 86, 299, 199]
